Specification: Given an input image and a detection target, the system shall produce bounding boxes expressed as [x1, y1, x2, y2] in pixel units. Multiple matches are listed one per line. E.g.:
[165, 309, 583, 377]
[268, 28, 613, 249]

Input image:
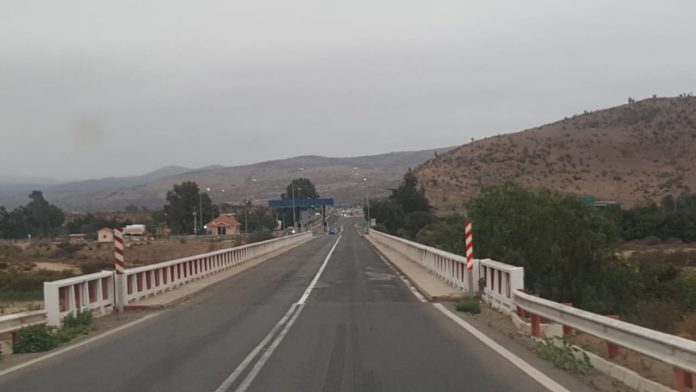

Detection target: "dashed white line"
[215, 234, 342, 392]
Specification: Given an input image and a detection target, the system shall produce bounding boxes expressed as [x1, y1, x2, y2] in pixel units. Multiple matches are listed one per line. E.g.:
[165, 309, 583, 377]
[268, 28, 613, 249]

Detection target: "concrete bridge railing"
[27, 232, 312, 328]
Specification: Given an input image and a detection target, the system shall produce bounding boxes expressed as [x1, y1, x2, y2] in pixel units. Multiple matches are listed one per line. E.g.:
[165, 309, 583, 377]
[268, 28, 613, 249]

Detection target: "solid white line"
[215, 235, 342, 392]
[0, 313, 160, 378]
[213, 304, 299, 392]
[432, 303, 570, 392]
[234, 303, 306, 392]
[297, 234, 342, 304]
[375, 251, 427, 303]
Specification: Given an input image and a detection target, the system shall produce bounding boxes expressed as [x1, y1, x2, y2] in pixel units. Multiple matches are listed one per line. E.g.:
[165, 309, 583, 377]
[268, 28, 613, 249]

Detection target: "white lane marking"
[214, 304, 300, 392]
[215, 235, 342, 392]
[297, 234, 342, 304]
[0, 313, 160, 378]
[433, 303, 570, 392]
[234, 303, 306, 392]
[367, 238, 427, 303]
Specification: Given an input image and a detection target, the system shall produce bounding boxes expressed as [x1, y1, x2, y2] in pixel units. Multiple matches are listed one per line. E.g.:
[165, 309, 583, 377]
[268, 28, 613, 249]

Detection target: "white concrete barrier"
[121, 232, 313, 305]
[368, 229, 479, 294]
[44, 271, 115, 326]
[40, 232, 312, 326]
[479, 259, 524, 313]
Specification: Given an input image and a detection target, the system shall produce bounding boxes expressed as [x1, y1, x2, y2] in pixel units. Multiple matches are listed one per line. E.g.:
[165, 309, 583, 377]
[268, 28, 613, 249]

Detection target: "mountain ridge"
[415, 96, 696, 209]
[0, 148, 453, 211]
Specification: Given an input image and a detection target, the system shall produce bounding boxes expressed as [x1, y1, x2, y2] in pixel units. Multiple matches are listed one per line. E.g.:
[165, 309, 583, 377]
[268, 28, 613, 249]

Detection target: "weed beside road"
[12, 310, 93, 354]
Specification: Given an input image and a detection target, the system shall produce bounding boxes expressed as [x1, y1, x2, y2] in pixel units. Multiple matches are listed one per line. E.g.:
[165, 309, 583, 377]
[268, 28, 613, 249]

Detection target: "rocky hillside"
[416, 96, 696, 208]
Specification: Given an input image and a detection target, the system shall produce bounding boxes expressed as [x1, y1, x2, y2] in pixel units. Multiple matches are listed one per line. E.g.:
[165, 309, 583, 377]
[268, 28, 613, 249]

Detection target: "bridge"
[0, 217, 693, 391]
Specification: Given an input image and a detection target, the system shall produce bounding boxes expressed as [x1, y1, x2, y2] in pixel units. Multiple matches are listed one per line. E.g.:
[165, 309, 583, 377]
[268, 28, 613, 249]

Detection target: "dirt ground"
[471, 305, 637, 392]
[475, 304, 680, 391]
[571, 333, 677, 390]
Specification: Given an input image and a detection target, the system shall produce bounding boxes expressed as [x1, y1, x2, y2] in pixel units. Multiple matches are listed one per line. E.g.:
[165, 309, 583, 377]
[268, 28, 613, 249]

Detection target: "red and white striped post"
[464, 221, 475, 294]
[464, 221, 474, 270]
[114, 228, 125, 311]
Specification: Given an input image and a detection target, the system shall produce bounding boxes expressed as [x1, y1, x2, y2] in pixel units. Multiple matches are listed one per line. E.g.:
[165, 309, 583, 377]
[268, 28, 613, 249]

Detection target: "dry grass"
[416, 96, 696, 208]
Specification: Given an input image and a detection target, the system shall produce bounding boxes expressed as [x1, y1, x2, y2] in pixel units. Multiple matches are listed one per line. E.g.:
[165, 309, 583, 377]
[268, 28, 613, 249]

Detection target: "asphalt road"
[0, 217, 572, 392]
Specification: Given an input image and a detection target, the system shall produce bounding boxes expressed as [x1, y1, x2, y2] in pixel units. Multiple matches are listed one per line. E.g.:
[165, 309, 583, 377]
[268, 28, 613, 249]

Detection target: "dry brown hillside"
[416, 96, 696, 208]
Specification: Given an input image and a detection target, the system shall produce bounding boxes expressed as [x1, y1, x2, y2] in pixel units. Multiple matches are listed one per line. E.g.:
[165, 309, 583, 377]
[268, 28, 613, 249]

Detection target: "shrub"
[62, 310, 92, 331]
[79, 262, 113, 275]
[676, 270, 696, 311]
[248, 231, 274, 244]
[534, 337, 592, 374]
[13, 325, 60, 353]
[455, 297, 481, 314]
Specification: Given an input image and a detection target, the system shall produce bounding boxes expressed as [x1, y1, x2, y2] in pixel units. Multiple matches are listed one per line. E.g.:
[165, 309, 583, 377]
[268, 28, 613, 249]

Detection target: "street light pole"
[291, 183, 296, 232]
[362, 177, 371, 233]
[244, 178, 257, 234]
[198, 192, 202, 235]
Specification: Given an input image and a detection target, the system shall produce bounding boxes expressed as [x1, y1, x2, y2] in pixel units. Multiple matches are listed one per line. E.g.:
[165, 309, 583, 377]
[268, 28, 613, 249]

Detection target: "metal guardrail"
[514, 290, 696, 374]
[368, 229, 478, 294]
[0, 310, 47, 335]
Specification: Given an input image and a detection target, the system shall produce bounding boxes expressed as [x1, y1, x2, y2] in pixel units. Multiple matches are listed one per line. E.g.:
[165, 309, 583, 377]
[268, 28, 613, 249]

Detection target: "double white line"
[215, 234, 343, 392]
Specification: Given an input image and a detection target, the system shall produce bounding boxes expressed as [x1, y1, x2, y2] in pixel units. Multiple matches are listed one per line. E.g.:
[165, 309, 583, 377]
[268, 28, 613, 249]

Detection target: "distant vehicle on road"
[328, 227, 336, 235]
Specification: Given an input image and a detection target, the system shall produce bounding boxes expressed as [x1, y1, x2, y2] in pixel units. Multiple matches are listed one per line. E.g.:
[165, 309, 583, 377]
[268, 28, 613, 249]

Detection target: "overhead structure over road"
[268, 198, 334, 232]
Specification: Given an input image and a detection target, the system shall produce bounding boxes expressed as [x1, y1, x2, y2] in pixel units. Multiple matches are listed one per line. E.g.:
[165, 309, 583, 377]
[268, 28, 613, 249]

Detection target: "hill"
[0, 148, 452, 211]
[416, 96, 696, 208]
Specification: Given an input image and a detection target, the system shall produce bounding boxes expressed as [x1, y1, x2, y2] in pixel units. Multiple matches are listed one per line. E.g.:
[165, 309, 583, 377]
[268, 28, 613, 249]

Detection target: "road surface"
[0, 218, 581, 392]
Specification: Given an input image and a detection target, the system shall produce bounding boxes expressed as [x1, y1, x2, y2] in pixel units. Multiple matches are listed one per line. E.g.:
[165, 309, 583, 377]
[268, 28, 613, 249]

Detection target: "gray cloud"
[1, 1, 695, 180]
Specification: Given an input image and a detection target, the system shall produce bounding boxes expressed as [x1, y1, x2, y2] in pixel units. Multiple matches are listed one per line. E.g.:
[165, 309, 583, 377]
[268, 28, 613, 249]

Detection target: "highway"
[0, 218, 574, 392]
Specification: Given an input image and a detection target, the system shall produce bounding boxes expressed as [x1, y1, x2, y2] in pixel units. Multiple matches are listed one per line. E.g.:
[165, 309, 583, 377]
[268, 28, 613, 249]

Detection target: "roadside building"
[97, 228, 114, 243]
[68, 233, 86, 243]
[204, 214, 241, 236]
[124, 224, 147, 239]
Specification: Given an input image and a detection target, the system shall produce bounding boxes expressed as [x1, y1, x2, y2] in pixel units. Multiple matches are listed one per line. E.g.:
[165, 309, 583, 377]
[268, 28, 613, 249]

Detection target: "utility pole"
[193, 207, 197, 235]
[291, 183, 296, 232]
[198, 191, 203, 235]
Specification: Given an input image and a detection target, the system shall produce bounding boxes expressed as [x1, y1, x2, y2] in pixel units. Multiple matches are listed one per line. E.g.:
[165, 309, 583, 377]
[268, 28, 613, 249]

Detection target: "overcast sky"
[2, 1, 695, 181]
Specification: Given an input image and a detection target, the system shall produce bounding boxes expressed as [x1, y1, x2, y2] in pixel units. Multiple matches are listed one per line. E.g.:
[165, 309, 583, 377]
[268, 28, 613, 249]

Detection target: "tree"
[389, 169, 431, 215]
[0, 206, 8, 238]
[367, 198, 404, 234]
[367, 169, 432, 235]
[20, 191, 64, 238]
[245, 206, 278, 232]
[466, 182, 623, 309]
[163, 182, 212, 235]
[416, 214, 468, 254]
[281, 178, 319, 200]
[280, 178, 319, 228]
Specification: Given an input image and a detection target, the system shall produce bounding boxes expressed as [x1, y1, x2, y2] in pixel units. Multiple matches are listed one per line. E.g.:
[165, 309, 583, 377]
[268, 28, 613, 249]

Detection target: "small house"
[97, 228, 114, 243]
[204, 214, 241, 236]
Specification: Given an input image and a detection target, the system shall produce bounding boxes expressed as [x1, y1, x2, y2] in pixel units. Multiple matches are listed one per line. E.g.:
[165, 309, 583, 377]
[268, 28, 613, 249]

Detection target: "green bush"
[12, 325, 60, 353]
[79, 262, 113, 275]
[247, 231, 274, 243]
[676, 270, 696, 311]
[455, 297, 481, 314]
[534, 337, 592, 374]
[12, 311, 93, 353]
[62, 310, 93, 331]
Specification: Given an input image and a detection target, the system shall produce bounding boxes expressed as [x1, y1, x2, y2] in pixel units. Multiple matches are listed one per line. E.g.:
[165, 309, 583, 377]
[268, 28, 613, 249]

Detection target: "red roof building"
[204, 214, 241, 236]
